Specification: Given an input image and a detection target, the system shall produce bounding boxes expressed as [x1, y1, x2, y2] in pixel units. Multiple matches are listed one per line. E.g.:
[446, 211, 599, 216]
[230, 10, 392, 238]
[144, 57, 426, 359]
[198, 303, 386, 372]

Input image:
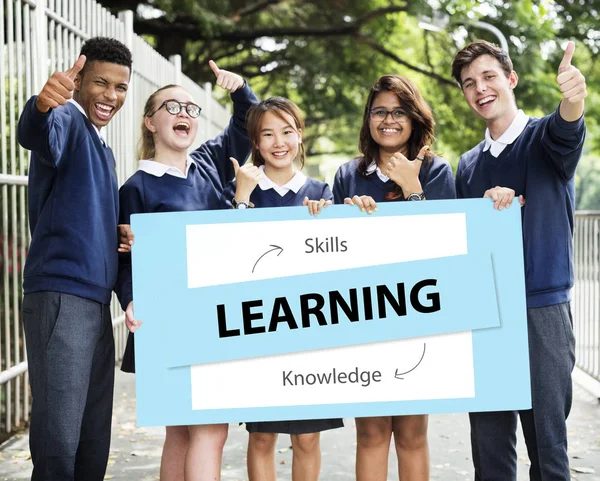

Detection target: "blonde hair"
[137, 84, 179, 160]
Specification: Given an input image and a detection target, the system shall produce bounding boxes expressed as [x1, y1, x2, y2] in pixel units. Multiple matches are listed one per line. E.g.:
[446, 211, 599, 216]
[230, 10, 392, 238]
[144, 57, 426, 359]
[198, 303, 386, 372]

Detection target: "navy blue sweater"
[333, 156, 456, 204]
[249, 178, 333, 208]
[17, 99, 119, 304]
[116, 83, 258, 310]
[455, 108, 586, 308]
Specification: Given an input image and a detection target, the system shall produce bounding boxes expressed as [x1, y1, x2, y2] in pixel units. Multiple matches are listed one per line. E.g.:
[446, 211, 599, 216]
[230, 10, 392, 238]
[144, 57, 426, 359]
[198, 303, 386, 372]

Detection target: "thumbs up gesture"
[556, 42, 587, 120]
[231, 157, 262, 204]
[35, 55, 86, 113]
[384, 145, 429, 193]
[209, 60, 245, 93]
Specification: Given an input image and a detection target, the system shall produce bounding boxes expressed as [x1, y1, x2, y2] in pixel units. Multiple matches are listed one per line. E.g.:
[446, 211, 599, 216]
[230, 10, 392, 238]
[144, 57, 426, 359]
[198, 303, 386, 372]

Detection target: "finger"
[558, 74, 582, 94]
[48, 75, 74, 97]
[352, 195, 365, 212]
[303, 196, 309, 207]
[209, 60, 221, 77]
[316, 198, 326, 215]
[364, 196, 377, 214]
[324, 200, 332, 207]
[415, 145, 430, 162]
[558, 41, 575, 75]
[562, 83, 587, 101]
[518, 195, 526, 207]
[310, 201, 317, 216]
[65, 54, 86, 81]
[230, 79, 242, 92]
[230, 157, 240, 174]
[344, 197, 354, 206]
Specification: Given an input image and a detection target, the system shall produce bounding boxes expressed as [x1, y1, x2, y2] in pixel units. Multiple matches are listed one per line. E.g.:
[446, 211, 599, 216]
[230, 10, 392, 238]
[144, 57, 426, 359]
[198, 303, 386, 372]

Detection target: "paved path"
[1, 369, 599, 480]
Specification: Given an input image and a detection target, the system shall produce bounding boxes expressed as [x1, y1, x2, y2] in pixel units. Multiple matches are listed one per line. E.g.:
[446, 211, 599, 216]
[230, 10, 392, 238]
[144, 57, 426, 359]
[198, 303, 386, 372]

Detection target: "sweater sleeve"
[540, 107, 586, 181]
[333, 165, 348, 205]
[17, 96, 75, 168]
[455, 157, 467, 199]
[322, 183, 334, 202]
[423, 157, 456, 200]
[114, 178, 146, 311]
[190, 82, 259, 187]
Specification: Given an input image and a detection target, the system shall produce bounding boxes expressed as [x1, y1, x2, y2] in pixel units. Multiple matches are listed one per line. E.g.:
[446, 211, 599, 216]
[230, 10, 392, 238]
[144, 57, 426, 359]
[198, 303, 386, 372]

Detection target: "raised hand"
[209, 60, 245, 93]
[384, 145, 428, 194]
[231, 157, 262, 203]
[36, 55, 86, 113]
[556, 41, 587, 121]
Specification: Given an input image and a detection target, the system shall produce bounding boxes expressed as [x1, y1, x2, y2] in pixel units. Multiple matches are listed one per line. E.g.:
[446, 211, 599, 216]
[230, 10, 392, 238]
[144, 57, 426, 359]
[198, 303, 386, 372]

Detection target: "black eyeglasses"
[369, 108, 409, 122]
[150, 99, 202, 118]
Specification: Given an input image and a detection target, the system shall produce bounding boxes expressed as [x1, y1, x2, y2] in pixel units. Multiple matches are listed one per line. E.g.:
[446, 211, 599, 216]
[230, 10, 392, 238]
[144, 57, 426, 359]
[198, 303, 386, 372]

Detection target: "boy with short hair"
[17, 36, 132, 481]
[452, 39, 586, 481]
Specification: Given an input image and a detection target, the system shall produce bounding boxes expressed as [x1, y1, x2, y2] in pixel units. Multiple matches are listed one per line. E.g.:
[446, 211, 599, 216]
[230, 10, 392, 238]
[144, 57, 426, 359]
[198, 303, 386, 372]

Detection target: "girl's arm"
[191, 70, 259, 187]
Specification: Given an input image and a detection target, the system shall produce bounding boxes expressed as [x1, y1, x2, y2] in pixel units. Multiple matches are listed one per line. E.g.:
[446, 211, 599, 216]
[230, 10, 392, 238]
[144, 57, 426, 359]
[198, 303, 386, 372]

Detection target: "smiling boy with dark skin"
[17, 37, 132, 481]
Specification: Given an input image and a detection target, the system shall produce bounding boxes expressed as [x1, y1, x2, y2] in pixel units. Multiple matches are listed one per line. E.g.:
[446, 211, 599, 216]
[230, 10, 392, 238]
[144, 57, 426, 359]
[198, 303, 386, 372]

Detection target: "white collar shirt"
[483, 109, 529, 157]
[258, 165, 307, 197]
[366, 162, 390, 182]
[137, 157, 191, 178]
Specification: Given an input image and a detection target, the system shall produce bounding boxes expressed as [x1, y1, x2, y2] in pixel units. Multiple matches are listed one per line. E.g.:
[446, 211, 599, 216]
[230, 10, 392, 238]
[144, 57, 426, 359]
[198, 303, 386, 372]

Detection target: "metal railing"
[1, 0, 231, 439]
[573, 211, 600, 385]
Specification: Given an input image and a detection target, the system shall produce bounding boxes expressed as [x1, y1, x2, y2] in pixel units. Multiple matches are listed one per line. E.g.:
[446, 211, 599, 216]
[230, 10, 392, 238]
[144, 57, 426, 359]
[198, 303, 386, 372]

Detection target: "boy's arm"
[543, 41, 587, 181]
[17, 56, 86, 166]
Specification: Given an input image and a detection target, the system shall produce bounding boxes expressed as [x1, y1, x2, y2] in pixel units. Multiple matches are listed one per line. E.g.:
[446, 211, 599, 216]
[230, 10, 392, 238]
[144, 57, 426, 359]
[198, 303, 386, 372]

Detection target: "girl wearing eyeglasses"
[115, 61, 258, 481]
[332, 75, 455, 481]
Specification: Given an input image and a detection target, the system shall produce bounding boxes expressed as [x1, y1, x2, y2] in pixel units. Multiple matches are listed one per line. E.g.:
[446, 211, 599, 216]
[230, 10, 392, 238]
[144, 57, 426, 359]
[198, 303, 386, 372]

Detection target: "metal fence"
[573, 211, 600, 386]
[0, 0, 231, 439]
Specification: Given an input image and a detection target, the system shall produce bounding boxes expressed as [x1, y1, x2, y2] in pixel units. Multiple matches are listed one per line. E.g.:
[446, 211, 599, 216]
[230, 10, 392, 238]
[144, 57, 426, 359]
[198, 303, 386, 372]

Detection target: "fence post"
[170, 54, 182, 85]
[204, 82, 212, 141]
[34, 0, 48, 93]
[118, 10, 136, 179]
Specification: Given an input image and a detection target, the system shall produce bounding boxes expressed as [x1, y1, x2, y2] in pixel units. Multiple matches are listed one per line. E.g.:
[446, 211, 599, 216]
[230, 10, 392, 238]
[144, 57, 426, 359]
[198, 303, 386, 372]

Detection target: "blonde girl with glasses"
[114, 61, 258, 481]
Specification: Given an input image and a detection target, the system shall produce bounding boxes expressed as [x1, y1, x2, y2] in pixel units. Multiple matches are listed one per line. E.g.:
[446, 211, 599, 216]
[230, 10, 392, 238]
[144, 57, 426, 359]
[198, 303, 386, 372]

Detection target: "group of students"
[17, 34, 586, 481]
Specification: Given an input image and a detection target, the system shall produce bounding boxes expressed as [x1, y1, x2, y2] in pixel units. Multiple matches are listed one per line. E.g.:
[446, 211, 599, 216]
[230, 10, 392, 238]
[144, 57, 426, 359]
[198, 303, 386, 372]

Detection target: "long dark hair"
[357, 75, 436, 200]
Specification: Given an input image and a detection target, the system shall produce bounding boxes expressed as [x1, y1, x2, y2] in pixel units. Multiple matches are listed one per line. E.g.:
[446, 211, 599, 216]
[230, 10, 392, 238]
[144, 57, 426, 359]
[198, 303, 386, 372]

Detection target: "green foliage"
[100, 0, 600, 205]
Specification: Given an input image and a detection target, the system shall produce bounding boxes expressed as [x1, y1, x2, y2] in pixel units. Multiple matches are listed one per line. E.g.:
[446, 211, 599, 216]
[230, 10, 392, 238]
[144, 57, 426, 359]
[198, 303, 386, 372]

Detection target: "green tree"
[98, 0, 600, 185]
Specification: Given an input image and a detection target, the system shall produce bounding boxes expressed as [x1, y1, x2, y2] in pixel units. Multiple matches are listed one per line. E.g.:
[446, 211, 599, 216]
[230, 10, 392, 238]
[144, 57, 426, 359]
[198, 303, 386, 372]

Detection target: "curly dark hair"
[80, 37, 132, 74]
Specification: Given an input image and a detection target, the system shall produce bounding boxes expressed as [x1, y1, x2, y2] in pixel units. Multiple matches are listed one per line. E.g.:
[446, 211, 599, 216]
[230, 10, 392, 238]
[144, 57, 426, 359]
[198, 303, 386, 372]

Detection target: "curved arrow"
[252, 245, 284, 273]
[394, 343, 426, 379]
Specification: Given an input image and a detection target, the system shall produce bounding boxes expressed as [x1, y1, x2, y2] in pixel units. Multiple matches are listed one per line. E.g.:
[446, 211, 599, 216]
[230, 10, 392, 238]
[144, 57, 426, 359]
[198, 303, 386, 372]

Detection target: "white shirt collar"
[483, 109, 529, 157]
[137, 157, 191, 179]
[258, 165, 307, 197]
[67, 98, 106, 145]
[366, 162, 390, 183]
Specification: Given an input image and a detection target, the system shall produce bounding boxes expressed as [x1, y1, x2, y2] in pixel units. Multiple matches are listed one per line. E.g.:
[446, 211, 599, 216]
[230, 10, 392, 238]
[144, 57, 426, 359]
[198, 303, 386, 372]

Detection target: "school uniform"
[17, 97, 118, 481]
[456, 108, 585, 481]
[115, 82, 258, 372]
[244, 168, 344, 435]
[333, 155, 456, 203]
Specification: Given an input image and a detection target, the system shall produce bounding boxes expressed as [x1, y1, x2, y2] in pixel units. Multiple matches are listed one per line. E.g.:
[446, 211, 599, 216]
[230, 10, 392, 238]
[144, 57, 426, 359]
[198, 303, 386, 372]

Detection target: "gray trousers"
[22, 291, 115, 481]
[470, 301, 576, 481]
